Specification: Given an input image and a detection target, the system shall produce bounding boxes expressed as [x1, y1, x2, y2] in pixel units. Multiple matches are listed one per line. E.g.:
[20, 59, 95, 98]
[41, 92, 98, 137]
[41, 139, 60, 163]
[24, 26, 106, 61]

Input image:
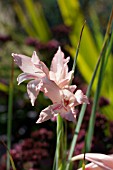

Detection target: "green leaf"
[0, 83, 8, 93]
[13, 2, 37, 37]
[23, 0, 51, 41]
[86, 8, 113, 152]
[0, 141, 16, 170]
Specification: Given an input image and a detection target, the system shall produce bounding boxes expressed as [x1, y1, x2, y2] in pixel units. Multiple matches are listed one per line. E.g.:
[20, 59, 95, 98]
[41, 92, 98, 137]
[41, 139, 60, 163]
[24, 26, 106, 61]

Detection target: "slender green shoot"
[104, 29, 113, 69]
[7, 58, 14, 170]
[72, 20, 86, 72]
[0, 140, 16, 170]
[70, 21, 86, 84]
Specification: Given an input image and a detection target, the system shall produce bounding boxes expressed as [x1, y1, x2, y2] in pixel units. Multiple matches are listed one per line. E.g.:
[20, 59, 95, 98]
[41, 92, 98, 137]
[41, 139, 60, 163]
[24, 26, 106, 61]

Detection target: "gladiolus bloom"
[12, 47, 89, 123]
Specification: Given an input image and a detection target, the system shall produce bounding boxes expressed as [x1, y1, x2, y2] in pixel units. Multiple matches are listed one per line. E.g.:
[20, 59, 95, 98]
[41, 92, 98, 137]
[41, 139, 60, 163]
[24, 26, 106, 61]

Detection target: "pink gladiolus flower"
[12, 47, 74, 105]
[71, 153, 113, 170]
[12, 47, 89, 123]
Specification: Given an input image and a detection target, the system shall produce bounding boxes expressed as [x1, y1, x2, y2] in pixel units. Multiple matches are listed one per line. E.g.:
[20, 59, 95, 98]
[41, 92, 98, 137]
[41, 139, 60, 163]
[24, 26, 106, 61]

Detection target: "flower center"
[64, 99, 69, 107]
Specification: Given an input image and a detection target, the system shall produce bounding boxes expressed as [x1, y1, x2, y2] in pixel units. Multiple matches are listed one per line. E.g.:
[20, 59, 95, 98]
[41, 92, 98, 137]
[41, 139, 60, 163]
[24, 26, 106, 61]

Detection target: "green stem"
[72, 20, 86, 71]
[70, 21, 86, 84]
[7, 58, 14, 170]
[56, 114, 63, 170]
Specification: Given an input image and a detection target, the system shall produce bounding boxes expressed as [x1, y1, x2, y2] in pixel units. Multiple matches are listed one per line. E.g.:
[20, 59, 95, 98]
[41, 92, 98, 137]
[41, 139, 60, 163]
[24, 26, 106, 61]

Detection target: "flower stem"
[56, 114, 64, 170]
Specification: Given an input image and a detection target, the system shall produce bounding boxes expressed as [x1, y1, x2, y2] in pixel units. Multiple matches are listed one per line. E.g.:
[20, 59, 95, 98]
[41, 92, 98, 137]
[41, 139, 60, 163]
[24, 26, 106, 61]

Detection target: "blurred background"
[0, 0, 113, 170]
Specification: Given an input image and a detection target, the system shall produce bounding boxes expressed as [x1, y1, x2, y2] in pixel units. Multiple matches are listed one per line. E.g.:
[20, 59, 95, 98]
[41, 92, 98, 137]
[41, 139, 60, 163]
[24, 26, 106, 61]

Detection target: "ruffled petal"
[40, 61, 49, 76]
[62, 89, 76, 106]
[60, 108, 76, 122]
[85, 153, 113, 170]
[36, 105, 55, 123]
[31, 51, 40, 64]
[50, 97, 77, 122]
[50, 47, 71, 84]
[74, 90, 89, 105]
[27, 79, 43, 106]
[58, 79, 70, 88]
[49, 71, 56, 82]
[17, 72, 44, 85]
[12, 53, 38, 73]
[65, 70, 74, 83]
[42, 77, 62, 103]
[50, 46, 64, 73]
[31, 51, 49, 76]
[78, 162, 100, 170]
[68, 85, 77, 93]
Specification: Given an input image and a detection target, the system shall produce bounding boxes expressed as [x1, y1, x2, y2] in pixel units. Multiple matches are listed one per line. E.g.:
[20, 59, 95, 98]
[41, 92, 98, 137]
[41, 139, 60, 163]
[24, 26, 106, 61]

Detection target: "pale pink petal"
[27, 80, 43, 106]
[85, 153, 113, 170]
[64, 56, 70, 66]
[49, 71, 56, 82]
[17, 72, 45, 85]
[74, 90, 89, 105]
[60, 56, 71, 80]
[46, 104, 76, 122]
[60, 57, 70, 80]
[31, 51, 40, 64]
[62, 89, 76, 107]
[50, 72, 73, 88]
[50, 47, 71, 84]
[50, 89, 77, 122]
[68, 85, 77, 92]
[65, 70, 74, 82]
[63, 85, 77, 92]
[36, 105, 58, 123]
[78, 162, 101, 170]
[60, 108, 76, 122]
[58, 79, 70, 88]
[55, 67, 68, 84]
[36, 102, 76, 123]
[39, 61, 49, 76]
[31, 51, 49, 75]
[12, 53, 38, 73]
[42, 77, 62, 103]
[72, 153, 113, 170]
[31, 51, 50, 76]
[50, 46, 64, 73]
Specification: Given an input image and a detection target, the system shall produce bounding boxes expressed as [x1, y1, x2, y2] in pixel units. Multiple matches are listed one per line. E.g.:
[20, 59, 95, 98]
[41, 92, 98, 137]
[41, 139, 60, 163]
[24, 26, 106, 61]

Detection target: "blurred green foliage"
[0, 1, 113, 170]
